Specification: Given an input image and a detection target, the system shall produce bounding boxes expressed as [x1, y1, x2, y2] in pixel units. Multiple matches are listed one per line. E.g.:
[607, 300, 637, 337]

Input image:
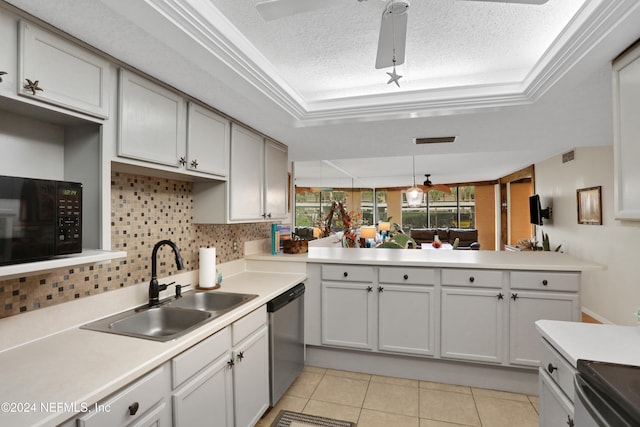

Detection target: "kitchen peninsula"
[250, 247, 603, 395]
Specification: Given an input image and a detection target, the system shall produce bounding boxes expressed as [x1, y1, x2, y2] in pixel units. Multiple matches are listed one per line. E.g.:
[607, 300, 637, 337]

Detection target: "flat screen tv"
[529, 194, 550, 225]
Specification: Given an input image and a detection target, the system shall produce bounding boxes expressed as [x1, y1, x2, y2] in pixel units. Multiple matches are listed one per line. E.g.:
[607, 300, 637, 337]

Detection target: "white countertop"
[249, 247, 604, 272]
[0, 267, 306, 427]
[536, 320, 640, 367]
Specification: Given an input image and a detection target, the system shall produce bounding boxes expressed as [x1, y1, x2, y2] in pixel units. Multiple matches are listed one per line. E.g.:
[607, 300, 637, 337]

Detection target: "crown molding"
[148, 0, 636, 125]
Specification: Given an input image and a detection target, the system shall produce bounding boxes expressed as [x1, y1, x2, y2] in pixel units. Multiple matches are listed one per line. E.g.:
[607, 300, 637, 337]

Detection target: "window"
[401, 186, 475, 232]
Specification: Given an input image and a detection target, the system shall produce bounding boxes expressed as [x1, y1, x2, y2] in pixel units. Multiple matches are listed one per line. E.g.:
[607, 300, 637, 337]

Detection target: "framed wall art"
[577, 186, 602, 225]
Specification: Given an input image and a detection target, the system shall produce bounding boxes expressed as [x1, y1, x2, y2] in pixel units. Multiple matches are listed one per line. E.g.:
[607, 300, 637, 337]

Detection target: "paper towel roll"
[199, 247, 216, 288]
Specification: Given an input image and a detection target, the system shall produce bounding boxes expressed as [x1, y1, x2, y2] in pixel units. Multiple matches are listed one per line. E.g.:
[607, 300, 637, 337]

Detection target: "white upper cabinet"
[18, 20, 110, 118]
[193, 124, 289, 223]
[0, 10, 17, 98]
[613, 40, 640, 220]
[264, 139, 289, 220]
[186, 102, 229, 177]
[229, 125, 265, 221]
[117, 68, 186, 168]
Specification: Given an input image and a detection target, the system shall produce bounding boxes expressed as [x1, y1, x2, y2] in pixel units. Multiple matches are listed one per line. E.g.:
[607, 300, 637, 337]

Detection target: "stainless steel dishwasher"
[267, 282, 305, 406]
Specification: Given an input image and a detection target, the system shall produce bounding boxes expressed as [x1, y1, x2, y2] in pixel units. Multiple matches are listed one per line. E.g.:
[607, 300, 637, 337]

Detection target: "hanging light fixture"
[386, 0, 403, 87]
[405, 156, 423, 207]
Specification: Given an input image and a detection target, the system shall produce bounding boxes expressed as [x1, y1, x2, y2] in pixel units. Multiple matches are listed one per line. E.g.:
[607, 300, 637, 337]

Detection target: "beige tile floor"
[257, 366, 539, 427]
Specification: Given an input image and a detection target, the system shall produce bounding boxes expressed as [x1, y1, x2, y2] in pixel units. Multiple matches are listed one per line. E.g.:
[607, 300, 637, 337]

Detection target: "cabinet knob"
[190, 159, 198, 168]
[403, 274, 409, 280]
[542, 279, 548, 286]
[367, 286, 373, 292]
[267, 213, 272, 218]
[23, 78, 43, 95]
[497, 293, 504, 300]
[227, 359, 235, 368]
[237, 351, 244, 361]
[378, 286, 384, 293]
[128, 402, 139, 416]
[469, 276, 475, 283]
[511, 293, 519, 301]
[547, 363, 557, 374]
[566, 415, 574, 427]
[343, 272, 348, 277]
[0, 71, 7, 82]
[178, 156, 187, 166]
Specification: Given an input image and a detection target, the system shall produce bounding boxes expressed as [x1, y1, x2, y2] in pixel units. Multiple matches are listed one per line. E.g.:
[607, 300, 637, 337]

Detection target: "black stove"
[575, 359, 640, 426]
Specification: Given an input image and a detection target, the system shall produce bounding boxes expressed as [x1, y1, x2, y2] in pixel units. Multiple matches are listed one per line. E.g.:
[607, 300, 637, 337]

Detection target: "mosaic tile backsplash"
[0, 172, 273, 319]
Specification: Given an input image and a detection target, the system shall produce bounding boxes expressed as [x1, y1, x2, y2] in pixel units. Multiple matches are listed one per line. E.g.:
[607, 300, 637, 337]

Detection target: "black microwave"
[0, 175, 82, 265]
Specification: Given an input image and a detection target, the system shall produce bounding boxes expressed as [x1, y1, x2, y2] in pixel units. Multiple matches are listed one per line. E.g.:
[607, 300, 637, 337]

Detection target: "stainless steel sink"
[82, 291, 258, 342]
[169, 291, 258, 313]
[82, 306, 212, 342]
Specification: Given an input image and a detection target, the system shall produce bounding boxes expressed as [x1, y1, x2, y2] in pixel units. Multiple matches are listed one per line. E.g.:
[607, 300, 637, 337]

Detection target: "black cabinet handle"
[403, 274, 409, 280]
[378, 286, 384, 292]
[367, 286, 373, 292]
[497, 293, 504, 300]
[178, 156, 187, 166]
[469, 276, 475, 283]
[0, 71, 7, 82]
[542, 279, 548, 286]
[227, 359, 235, 368]
[128, 402, 139, 416]
[190, 159, 198, 168]
[547, 363, 557, 374]
[511, 293, 519, 301]
[567, 415, 574, 427]
[237, 351, 244, 361]
[343, 272, 348, 277]
[23, 78, 43, 95]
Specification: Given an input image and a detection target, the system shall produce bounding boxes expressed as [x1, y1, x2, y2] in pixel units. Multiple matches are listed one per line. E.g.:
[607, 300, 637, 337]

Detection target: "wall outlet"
[232, 239, 239, 253]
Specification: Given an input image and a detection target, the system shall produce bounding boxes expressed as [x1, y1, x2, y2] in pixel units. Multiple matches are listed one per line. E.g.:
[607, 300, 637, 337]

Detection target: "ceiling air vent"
[413, 136, 456, 145]
[562, 150, 575, 163]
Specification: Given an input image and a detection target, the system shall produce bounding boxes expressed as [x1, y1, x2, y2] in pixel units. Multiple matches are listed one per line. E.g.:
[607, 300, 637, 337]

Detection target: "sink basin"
[82, 306, 212, 342]
[82, 291, 258, 341]
[169, 291, 258, 314]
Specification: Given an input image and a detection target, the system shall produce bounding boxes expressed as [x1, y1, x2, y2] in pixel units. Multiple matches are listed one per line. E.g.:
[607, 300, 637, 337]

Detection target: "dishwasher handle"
[267, 283, 305, 312]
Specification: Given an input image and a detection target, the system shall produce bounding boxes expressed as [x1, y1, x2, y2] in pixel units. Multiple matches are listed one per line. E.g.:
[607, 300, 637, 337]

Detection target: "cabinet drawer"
[232, 305, 267, 346]
[442, 269, 502, 288]
[539, 338, 576, 403]
[511, 271, 580, 292]
[77, 363, 171, 427]
[172, 327, 231, 388]
[379, 267, 435, 285]
[322, 264, 373, 282]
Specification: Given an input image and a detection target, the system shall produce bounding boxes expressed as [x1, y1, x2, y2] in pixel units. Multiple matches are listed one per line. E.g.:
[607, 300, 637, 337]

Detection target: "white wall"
[535, 146, 640, 325]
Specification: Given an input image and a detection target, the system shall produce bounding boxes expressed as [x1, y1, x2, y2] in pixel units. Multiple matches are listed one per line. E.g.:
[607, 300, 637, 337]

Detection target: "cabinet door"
[378, 284, 435, 356]
[18, 21, 110, 118]
[509, 291, 579, 367]
[229, 125, 264, 221]
[172, 354, 233, 427]
[441, 287, 504, 363]
[264, 139, 288, 220]
[322, 282, 374, 349]
[118, 68, 186, 167]
[539, 369, 574, 427]
[233, 325, 269, 427]
[186, 102, 229, 177]
[0, 10, 17, 98]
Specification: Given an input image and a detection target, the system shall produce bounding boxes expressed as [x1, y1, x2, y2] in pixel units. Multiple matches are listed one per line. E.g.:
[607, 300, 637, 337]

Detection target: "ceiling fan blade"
[459, 0, 548, 4]
[255, 0, 343, 21]
[432, 184, 452, 193]
[375, 1, 409, 69]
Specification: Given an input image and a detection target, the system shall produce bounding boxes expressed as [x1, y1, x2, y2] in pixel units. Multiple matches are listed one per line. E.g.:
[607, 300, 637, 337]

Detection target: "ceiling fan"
[254, 0, 549, 69]
[420, 174, 452, 194]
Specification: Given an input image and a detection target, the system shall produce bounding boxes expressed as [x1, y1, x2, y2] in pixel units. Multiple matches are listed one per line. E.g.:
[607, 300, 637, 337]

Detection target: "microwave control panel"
[55, 181, 82, 254]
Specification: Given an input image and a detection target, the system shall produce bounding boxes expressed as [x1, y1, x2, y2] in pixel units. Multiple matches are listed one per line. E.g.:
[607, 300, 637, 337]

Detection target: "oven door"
[574, 374, 635, 427]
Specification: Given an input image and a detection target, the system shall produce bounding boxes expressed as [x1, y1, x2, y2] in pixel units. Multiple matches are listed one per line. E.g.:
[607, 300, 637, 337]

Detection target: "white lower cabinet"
[508, 291, 579, 367]
[539, 369, 575, 427]
[232, 325, 269, 427]
[441, 287, 505, 364]
[378, 284, 436, 356]
[322, 281, 374, 349]
[77, 363, 172, 427]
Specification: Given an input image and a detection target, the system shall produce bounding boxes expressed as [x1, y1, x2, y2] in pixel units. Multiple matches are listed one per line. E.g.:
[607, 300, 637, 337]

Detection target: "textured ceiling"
[210, 0, 583, 102]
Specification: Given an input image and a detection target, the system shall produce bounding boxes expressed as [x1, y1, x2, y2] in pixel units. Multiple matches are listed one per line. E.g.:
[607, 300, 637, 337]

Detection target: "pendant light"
[405, 156, 423, 207]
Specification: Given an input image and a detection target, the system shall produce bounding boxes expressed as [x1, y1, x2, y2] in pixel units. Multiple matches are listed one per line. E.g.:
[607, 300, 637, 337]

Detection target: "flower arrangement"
[316, 201, 365, 247]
